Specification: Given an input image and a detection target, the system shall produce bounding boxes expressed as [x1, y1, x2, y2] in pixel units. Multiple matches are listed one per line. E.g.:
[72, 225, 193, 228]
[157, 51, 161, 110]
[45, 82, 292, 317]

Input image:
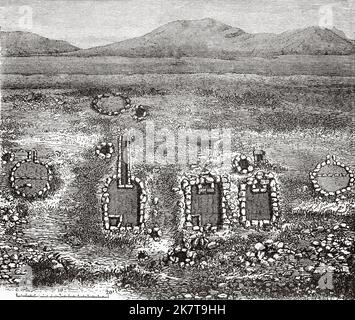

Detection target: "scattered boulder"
[255, 243, 265, 251]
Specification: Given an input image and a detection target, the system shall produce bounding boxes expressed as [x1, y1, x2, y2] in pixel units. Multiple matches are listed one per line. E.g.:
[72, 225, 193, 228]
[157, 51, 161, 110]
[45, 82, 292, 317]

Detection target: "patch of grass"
[119, 264, 159, 289]
[256, 110, 351, 131]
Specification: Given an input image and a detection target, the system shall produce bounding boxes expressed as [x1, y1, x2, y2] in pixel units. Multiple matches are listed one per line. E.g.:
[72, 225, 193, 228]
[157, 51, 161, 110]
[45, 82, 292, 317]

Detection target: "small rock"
[209, 289, 219, 296]
[255, 243, 265, 251]
[277, 242, 284, 249]
[305, 266, 314, 272]
[207, 242, 218, 249]
[52, 263, 64, 270]
[257, 251, 265, 259]
[342, 266, 350, 273]
[344, 240, 352, 247]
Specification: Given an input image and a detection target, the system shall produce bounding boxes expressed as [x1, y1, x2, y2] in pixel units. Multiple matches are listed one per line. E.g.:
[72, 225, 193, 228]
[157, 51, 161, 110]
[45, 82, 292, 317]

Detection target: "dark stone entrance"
[190, 182, 222, 227]
[245, 185, 273, 221]
[106, 180, 141, 227]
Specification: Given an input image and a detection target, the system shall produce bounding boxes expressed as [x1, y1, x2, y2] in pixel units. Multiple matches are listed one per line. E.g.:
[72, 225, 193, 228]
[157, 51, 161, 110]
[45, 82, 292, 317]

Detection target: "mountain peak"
[152, 17, 241, 34]
[168, 17, 226, 26]
[66, 20, 355, 58]
[1, 30, 79, 56]
[183, 17, 227, 27]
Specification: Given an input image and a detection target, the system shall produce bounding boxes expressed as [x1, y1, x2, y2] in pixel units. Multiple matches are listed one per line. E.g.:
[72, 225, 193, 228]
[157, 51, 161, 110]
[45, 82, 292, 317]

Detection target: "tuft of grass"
[118, 264, 159, 289]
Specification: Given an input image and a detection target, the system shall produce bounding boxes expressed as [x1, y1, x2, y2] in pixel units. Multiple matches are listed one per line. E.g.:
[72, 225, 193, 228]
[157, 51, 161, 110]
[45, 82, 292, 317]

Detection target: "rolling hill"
[69, 18, 355, 58]
[0, 31, 80, 56]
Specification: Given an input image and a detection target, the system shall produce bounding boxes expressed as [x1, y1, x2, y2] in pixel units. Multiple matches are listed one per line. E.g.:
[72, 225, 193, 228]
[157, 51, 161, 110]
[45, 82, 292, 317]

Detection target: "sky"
[1, 0, 354, 48]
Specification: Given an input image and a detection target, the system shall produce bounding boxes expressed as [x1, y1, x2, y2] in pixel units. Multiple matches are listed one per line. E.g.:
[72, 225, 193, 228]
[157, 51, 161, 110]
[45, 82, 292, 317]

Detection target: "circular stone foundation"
[10, 158, 52, 199]
[2, 151, 15, 164]
[310, 155, 354, 196]
[132, 105, 148, 121]
[91, 93, 131, 116]
[232, 154, 254, 174]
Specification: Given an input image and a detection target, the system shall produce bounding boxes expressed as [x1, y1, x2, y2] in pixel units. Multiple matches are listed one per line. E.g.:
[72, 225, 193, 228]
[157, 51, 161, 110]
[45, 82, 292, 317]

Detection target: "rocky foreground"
[1, 188, 354, 300]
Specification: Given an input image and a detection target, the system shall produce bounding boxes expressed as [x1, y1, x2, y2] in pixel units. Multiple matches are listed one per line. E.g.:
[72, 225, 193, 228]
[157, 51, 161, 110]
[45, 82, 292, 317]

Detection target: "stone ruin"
[175, 149, 281, 231]
[310, 155, 354, 199]
[238, 171, 280, 228]
[1, 150, 15, 165]
[232, 154, 254, 174]
[95, 142, 114, 160]
[91, 92, 148, 121]
[10, 150, 53, 199]
[91, 92, 131, 116]
[101, 135, 147, 232]
[253, 149, 266, 165]
[179, 173, 231, 232]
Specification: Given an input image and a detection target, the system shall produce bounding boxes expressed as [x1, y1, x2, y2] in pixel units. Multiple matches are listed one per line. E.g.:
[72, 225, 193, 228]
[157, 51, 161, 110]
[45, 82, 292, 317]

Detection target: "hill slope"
[1, 31, 80, 56]
[70, 18, 355, 58]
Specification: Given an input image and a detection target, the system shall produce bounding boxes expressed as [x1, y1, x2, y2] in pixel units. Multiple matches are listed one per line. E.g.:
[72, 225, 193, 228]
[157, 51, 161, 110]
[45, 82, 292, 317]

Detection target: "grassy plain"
[0, 56, 354, 298]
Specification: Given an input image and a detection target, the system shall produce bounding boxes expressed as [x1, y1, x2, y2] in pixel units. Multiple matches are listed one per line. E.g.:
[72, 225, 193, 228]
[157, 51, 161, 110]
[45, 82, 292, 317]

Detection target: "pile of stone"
[0, 235, 28, 285]
[1, 205, 28, 227]
[241, 240, 288, 267]
[132, 105, 148, 122]
[137, 250, 149, 262]
[0, 199, 45, 285]
[1, 151, 15, 165]
[307, 227, 353, 272]
[95, 142, 114, 160]
[163, 245, 197, 267]
[242, 223, 354, 274]
[232, 154, 254, 174]
[185, 231, 210, 250]
[147, 226, 162, 241]
[0, 246, 25, 284]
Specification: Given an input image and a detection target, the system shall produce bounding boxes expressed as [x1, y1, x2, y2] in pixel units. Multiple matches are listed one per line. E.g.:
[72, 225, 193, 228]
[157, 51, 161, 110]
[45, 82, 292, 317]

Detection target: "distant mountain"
[0, 31, 80, 56]
[69, 18, 355, 58]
